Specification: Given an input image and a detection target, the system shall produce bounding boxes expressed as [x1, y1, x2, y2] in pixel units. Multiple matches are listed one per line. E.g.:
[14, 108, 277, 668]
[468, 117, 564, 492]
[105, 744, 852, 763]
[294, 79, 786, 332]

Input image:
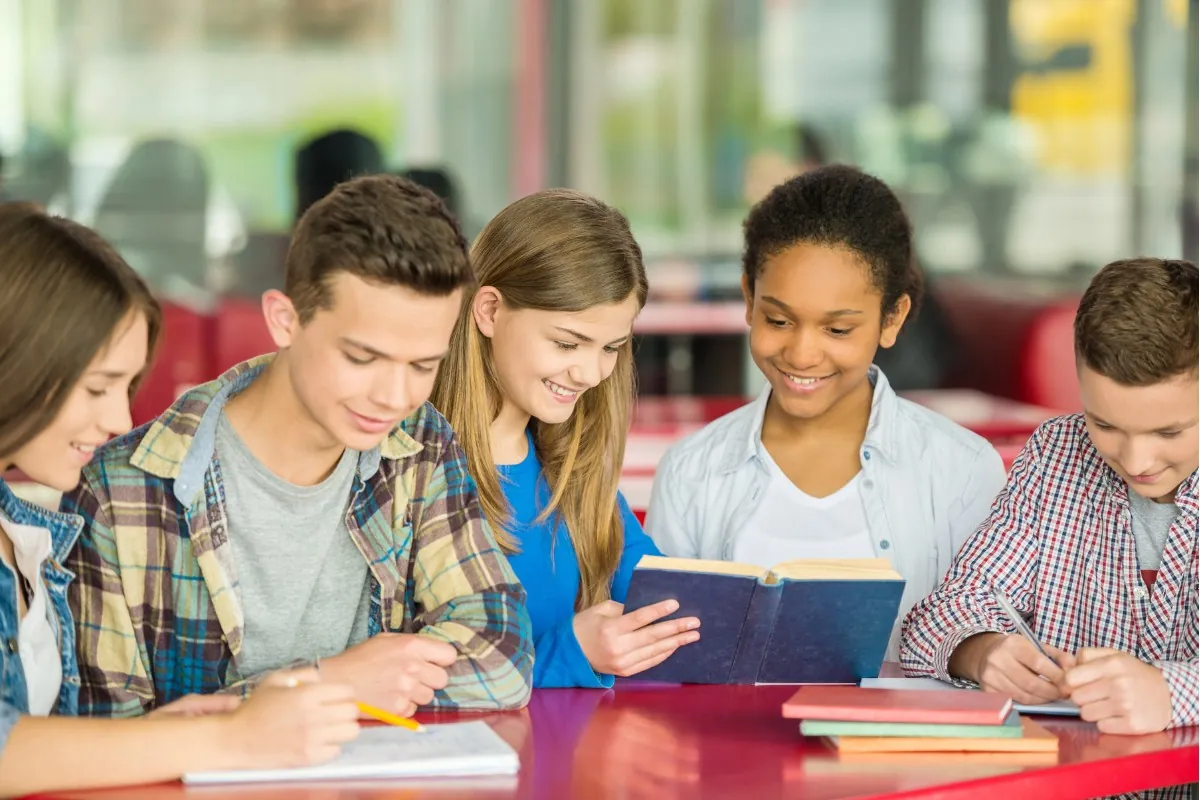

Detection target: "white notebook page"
[183, 720, 520, 785]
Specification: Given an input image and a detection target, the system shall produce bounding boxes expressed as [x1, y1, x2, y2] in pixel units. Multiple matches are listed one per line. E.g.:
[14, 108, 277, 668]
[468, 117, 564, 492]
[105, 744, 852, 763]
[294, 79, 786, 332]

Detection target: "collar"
[724, 365, 900, 475]
[0, 478, 84, 564]
[130, 355, 422, 507]
[1101, 462, 1199, 509]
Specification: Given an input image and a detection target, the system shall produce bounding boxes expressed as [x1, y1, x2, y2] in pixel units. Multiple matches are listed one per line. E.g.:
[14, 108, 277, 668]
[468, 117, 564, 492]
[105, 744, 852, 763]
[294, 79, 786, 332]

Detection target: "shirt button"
[5, 637, 17, 654]
[863, 480, 874, 491]
[862, 450, 871, 461]
[879, 540, 891, 550]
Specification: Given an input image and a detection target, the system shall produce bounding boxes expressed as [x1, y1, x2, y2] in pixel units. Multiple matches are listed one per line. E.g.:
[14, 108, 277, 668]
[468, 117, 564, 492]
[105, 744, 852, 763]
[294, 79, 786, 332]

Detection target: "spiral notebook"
[183, 721, 520, 785]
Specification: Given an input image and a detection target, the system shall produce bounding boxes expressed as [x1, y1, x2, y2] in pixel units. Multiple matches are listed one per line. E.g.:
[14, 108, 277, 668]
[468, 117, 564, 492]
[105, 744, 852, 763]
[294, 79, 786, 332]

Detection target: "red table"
[630, 390, 1058, 441]
[31, 684, 1198, 800]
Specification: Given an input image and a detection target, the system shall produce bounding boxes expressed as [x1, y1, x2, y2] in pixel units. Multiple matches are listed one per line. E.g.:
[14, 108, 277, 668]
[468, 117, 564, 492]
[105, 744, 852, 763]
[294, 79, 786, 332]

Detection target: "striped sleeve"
[900, 428, 1047, 681]
[61, 472, 156, 718]
[407, 432, 534, 710]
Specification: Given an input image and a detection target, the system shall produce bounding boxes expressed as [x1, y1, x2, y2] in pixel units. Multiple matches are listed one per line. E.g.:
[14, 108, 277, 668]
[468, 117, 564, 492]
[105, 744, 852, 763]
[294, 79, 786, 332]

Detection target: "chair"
[132, 302, 214, 427]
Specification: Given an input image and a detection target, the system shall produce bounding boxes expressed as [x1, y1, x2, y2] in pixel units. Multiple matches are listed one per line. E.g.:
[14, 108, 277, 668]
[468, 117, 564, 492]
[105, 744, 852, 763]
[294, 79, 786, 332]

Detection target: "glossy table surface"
[33, 683, 1198, 800]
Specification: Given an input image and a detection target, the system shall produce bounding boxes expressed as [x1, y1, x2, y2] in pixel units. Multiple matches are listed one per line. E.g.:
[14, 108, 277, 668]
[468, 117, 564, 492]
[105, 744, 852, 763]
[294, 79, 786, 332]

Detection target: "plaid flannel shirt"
[901, 415, 1198, 799]
[62, 356, 533, 717]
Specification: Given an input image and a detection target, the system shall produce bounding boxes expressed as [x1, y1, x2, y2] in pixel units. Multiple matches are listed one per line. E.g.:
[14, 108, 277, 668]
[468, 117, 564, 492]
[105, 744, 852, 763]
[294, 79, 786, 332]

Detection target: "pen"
[356, 702, 425, 733]
[993, 588, 1052, 661]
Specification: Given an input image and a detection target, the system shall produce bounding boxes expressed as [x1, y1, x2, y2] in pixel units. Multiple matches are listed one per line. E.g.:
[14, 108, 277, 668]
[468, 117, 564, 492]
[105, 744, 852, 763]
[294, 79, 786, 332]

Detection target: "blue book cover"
[622, 557, 904, 685]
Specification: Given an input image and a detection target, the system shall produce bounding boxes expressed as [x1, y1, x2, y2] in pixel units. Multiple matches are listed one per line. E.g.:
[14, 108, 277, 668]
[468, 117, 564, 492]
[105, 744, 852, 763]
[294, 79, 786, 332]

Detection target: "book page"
[634, 554, 768, 579]
[770, 558, 902, 581]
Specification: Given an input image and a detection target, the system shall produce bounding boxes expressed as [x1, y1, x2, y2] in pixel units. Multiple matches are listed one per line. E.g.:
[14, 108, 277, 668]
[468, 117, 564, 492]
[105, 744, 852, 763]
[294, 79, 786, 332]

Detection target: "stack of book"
[782, 686, 1059, 755]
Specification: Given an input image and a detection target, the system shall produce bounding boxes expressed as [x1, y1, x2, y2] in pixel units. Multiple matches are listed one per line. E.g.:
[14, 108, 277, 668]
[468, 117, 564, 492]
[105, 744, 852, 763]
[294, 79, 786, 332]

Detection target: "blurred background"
[1, 0, 1196, 503]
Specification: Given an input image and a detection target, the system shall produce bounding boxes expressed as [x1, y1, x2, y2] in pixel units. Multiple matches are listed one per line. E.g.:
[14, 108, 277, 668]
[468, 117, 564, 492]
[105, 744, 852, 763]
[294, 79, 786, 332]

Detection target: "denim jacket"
[644, 367, 1008, 656]
[0, 477, 84, 756]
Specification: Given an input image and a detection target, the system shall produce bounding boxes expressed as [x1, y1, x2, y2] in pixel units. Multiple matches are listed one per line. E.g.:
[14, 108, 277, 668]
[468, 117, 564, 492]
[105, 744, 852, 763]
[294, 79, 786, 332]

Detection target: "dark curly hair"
[742, 164, 923, 325]
[286, 173, 471, 323]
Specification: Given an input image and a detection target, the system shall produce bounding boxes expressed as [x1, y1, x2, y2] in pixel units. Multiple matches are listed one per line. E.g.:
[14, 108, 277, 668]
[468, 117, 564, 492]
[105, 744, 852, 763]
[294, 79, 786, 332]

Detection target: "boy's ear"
[473, 286, 503, 339]
[262, 290, 300, 348]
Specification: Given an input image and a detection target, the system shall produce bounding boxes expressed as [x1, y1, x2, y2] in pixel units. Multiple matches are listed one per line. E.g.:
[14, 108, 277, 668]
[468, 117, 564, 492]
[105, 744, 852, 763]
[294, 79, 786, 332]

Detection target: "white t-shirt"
[731, 440, 875, 569]
[0, 511, 62, 716]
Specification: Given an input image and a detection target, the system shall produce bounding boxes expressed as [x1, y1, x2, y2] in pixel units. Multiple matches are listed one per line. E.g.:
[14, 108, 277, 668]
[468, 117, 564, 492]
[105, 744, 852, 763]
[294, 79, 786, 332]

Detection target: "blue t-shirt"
[498, 433, 660, 688]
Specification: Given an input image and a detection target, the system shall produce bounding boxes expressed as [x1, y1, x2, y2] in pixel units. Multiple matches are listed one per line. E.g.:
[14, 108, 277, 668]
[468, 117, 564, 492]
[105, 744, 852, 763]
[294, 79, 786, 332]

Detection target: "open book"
[183, 721, 519, 785]
[623, 556, 905, 685]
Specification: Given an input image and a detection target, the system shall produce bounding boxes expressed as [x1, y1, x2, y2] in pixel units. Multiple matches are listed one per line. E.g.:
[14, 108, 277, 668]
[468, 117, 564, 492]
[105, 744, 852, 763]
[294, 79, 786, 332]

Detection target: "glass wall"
[1, 0, 1193, 300]
[566, 0, 1193, 288]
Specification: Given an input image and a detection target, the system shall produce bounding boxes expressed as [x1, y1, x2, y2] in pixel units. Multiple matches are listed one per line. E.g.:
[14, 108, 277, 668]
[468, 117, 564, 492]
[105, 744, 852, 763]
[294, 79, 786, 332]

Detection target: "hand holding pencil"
[223, 667, 361, 768]
[316, 633, 458, 718]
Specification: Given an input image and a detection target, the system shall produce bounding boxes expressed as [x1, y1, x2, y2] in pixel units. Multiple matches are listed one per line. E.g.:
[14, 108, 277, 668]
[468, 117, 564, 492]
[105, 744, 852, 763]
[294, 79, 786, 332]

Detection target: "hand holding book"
[573, 598, 701, 677]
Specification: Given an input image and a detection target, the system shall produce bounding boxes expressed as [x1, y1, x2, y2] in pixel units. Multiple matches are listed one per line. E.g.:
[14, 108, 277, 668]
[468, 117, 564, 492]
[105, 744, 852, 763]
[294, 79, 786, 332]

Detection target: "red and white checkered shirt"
[901, 415, 1198, 733]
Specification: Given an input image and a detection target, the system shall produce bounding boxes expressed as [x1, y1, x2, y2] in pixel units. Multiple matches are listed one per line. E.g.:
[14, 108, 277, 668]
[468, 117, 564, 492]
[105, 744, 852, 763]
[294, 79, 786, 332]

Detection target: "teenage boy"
[903, 257, 1198, 738]
[64, 175, 534, 717]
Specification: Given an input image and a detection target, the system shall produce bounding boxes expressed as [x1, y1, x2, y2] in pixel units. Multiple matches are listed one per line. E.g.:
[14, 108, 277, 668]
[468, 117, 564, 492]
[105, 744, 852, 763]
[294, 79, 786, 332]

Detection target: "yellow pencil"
[356, 702, 425, 732]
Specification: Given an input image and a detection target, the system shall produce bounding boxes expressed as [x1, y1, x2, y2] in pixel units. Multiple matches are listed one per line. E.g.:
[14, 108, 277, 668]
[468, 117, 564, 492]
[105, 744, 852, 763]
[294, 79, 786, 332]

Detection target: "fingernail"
[666, 600, 680, 613]
[686, 633, 700, 643]
[687, 619, 700, 630]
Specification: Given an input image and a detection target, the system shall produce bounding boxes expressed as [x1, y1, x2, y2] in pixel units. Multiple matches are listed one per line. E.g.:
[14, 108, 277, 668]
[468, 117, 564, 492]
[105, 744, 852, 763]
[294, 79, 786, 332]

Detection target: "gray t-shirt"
[1127, 490, 1180, 571]
[216, 413, 373, 679]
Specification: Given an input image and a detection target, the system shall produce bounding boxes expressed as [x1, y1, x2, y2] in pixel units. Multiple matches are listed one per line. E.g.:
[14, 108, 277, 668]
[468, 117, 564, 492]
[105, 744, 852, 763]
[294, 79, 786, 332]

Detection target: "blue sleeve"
[529, 494, 656, 689]
[532, 617, 614, 689]
[609, 491, 662, 604]
[0, 699, 19, 760]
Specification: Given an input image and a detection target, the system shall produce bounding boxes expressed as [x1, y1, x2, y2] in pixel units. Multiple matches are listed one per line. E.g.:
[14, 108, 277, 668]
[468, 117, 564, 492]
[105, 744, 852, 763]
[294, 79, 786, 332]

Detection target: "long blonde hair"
[432, 190, 648, 609]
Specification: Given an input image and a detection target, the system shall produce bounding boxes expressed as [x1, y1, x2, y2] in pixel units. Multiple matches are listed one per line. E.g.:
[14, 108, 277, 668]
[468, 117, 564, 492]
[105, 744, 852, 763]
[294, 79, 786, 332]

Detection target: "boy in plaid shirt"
[903, 258, 1198, 737]
[63, 176, 534, 718]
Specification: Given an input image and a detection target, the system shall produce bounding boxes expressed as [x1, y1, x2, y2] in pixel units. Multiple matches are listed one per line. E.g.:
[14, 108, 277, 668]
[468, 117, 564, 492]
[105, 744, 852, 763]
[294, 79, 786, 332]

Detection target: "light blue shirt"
[644, 367, 1007, 655]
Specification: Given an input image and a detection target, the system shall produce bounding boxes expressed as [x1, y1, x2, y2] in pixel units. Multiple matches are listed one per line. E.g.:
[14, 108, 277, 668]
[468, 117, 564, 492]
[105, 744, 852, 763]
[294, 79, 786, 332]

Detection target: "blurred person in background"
[294, 128, 384, 223]
[399, 166, 461, 221]
[92, 138, 212, 306]
[3, 131, 71, 212]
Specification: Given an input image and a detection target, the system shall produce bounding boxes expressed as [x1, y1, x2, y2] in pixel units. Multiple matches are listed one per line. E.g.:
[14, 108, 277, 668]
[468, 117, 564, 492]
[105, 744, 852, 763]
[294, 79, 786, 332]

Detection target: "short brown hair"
[285, 174, 471, 323]
[0, 203, 162, 459]
[1075, 257, 1199, 385]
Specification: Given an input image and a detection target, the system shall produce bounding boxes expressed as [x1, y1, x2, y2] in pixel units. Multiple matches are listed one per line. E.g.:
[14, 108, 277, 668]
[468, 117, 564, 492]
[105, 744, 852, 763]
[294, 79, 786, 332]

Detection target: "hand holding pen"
[949, 589, 1076, 705]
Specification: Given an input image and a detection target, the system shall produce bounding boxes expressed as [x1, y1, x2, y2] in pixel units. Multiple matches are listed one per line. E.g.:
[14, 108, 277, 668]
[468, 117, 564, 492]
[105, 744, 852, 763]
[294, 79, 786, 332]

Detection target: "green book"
[800, 708, 1023, 739]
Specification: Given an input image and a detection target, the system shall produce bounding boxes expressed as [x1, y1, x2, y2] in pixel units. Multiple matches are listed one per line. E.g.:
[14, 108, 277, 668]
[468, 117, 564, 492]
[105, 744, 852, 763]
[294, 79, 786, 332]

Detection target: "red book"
[782, 685, 1014, 725]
